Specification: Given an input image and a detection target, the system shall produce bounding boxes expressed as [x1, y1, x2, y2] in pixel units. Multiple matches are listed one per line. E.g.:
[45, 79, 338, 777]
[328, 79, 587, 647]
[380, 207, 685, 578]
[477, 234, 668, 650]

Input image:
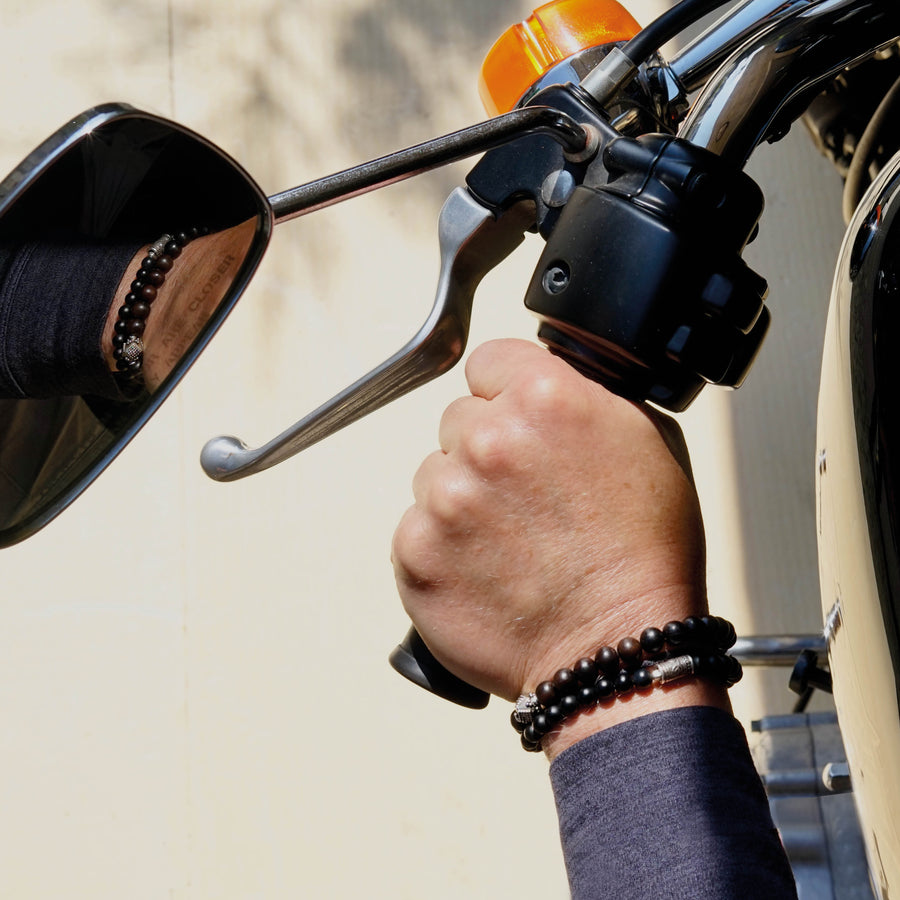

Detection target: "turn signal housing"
[478, 0, 641, 116]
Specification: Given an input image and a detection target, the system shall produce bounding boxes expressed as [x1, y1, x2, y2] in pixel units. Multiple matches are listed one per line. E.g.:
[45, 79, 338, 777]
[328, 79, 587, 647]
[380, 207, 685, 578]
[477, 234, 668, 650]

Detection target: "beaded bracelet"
[113, 226, 208, 385]
[511, 616, 742, 752]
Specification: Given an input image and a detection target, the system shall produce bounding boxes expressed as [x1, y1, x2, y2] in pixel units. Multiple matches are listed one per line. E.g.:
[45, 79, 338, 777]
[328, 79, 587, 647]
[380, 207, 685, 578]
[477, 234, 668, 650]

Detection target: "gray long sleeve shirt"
[549, 706, 797, 899]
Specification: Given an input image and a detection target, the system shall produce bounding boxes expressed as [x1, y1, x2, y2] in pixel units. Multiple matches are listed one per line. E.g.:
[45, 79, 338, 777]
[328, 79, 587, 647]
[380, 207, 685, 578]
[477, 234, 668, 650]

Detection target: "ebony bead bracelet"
[113, 226, 209, 386]
[511, 616, 742, 752]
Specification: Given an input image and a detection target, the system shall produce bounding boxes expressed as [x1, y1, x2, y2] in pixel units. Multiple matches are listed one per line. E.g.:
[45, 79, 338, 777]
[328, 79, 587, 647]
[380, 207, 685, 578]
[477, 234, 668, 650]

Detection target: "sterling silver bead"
[147, 234, 173, 258]
[121, 336, 144, 364]
[652, 654, 696, 685]
[513, 692, 539, 726]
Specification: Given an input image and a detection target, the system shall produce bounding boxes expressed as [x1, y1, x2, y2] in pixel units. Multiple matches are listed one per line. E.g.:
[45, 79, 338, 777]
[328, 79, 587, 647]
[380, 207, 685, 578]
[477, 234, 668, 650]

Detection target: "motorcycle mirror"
[0, 103, 272, 547]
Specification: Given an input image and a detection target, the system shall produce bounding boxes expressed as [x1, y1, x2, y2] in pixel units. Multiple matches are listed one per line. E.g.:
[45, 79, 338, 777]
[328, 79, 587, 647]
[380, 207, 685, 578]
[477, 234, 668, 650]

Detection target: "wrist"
[540, 678, 731, 761]
[510, 615, 740, 761]
[100, 219, 255, 392]
[516, 582, 709, 696]
[102, 244, 148, 371]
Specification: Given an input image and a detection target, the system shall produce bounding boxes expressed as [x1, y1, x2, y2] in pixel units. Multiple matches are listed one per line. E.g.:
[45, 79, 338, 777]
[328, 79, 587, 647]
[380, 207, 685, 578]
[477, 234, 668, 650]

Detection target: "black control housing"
[525, 131, 769, 411]
[391, 88, 772, 710]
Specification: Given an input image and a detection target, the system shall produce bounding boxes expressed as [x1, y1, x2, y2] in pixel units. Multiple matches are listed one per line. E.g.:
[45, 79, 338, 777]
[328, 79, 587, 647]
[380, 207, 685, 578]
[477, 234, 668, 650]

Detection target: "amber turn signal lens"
[478, 0, 641, 116]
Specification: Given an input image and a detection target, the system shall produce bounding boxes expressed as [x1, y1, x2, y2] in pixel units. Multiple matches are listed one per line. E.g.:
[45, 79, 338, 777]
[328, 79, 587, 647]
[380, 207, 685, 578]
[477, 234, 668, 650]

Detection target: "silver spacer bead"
[121, 336, 144, 364]
[513, 692, 540, 726]
[651, 654, 696, 685]
[146, 233, 173, 258]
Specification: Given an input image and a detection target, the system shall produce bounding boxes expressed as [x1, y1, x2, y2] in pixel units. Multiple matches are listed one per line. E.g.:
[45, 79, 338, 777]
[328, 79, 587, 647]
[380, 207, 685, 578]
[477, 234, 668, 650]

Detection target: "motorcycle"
[2, 0, 899, 895]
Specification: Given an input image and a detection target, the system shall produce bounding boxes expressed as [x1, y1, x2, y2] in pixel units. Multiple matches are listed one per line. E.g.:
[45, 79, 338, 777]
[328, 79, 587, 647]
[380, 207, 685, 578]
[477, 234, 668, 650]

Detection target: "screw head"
[542, 262, 570, 295]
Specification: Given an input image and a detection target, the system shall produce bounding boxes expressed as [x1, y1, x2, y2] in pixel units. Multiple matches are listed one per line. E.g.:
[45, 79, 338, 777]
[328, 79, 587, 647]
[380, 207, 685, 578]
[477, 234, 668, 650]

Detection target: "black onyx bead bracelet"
[113, 226, 209, 385]
[511, 616, 742, 752]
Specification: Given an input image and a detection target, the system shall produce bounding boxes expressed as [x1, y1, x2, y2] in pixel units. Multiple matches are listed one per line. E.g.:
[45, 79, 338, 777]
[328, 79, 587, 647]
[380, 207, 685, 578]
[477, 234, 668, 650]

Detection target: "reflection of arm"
[0, 219, 253, 400]
[100, 219, 256, 392]
[0, 239, 140, 399]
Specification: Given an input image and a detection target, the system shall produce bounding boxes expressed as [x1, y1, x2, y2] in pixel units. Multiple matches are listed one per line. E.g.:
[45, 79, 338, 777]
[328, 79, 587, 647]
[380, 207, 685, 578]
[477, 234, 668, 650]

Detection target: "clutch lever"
[201, 107, 589, 481]
[201, 104, 594, 710]
[200, 188, 534, 481]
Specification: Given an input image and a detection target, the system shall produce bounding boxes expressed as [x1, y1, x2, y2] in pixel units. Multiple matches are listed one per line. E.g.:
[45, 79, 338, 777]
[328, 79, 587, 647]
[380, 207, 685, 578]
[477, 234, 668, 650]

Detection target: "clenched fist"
[392, 339, 728, 755]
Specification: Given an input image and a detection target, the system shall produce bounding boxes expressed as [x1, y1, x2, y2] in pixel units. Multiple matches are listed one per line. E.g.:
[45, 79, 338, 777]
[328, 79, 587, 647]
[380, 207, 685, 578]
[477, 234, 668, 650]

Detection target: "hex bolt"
[822, 762, 852, 794]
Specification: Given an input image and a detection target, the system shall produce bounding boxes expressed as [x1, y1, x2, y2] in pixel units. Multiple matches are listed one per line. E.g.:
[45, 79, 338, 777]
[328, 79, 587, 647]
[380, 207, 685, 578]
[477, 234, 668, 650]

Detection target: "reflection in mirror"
[0, 104, 272, 546]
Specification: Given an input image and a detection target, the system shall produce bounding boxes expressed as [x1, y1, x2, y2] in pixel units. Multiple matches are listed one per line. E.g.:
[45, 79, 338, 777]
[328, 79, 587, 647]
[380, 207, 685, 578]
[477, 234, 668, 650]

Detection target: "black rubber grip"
[389, 626, 490, 709]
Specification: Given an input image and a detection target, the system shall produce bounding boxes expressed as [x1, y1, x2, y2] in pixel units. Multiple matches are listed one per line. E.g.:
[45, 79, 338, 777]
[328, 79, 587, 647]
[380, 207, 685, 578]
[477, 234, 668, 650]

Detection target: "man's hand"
[392, 339, 727, 754]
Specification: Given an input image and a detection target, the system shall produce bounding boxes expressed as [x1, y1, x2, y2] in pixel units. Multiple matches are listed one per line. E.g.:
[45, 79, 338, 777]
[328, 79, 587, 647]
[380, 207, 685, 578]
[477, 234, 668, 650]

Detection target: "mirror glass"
[0, 103, 271, 546]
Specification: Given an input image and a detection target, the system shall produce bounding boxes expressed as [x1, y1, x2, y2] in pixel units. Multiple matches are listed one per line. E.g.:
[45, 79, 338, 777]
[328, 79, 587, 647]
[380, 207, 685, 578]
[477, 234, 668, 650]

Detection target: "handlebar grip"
[389, 627, 490, 709]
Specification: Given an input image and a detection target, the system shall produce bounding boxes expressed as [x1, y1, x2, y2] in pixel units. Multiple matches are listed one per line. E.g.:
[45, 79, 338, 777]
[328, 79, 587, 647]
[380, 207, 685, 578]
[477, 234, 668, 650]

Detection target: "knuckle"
[462, 419, 509, 471]
[460, 417, 532, 480]
[392, 507, 436, 588]
[517, 367, 573, 414]
[427, 470, 478, 526]
[391, 506, 419, 563]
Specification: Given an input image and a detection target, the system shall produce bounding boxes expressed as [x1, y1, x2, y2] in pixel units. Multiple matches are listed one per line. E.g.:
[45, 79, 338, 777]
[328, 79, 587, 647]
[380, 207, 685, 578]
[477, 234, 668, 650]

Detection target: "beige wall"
[0, 1, 844, 896]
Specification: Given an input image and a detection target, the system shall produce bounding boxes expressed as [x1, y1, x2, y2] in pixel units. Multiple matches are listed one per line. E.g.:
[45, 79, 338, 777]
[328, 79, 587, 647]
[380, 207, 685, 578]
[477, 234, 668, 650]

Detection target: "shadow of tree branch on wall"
[332, 0, 523, 203]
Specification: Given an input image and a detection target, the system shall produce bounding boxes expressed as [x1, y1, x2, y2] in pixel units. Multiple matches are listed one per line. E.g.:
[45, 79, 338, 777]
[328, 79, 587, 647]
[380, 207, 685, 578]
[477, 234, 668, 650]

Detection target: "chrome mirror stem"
[268, 107, 588, 223]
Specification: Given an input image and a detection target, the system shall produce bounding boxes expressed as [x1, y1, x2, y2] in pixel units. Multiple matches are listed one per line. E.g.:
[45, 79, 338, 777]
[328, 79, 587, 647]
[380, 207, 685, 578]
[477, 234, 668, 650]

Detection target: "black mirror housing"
[0, 103, 272, 547]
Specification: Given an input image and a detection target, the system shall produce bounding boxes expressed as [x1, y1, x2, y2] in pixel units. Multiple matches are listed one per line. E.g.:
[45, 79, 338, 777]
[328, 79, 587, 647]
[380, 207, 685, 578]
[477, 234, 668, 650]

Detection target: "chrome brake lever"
[200, 188, 533, 481]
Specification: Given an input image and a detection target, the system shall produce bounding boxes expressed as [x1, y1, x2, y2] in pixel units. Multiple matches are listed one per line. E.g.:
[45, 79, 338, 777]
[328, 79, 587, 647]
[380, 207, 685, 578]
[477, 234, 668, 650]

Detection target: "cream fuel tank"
[817, 147, 900, 897]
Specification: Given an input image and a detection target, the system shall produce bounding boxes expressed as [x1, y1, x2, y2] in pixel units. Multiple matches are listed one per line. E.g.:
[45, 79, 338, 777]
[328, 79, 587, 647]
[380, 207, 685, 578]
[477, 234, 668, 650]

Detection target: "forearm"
[550, 706, 797, 900]
[0, 238, 139, 399]
[100, 218, 256, 392]
[392, 339, 795, 897]
[540, 673, 731, 760]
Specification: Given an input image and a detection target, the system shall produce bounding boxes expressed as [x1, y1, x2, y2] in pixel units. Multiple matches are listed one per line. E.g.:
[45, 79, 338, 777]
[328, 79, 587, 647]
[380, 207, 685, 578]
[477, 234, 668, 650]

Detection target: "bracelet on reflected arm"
[113, 226, 208, 386]
[511, 616, 742, 753]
